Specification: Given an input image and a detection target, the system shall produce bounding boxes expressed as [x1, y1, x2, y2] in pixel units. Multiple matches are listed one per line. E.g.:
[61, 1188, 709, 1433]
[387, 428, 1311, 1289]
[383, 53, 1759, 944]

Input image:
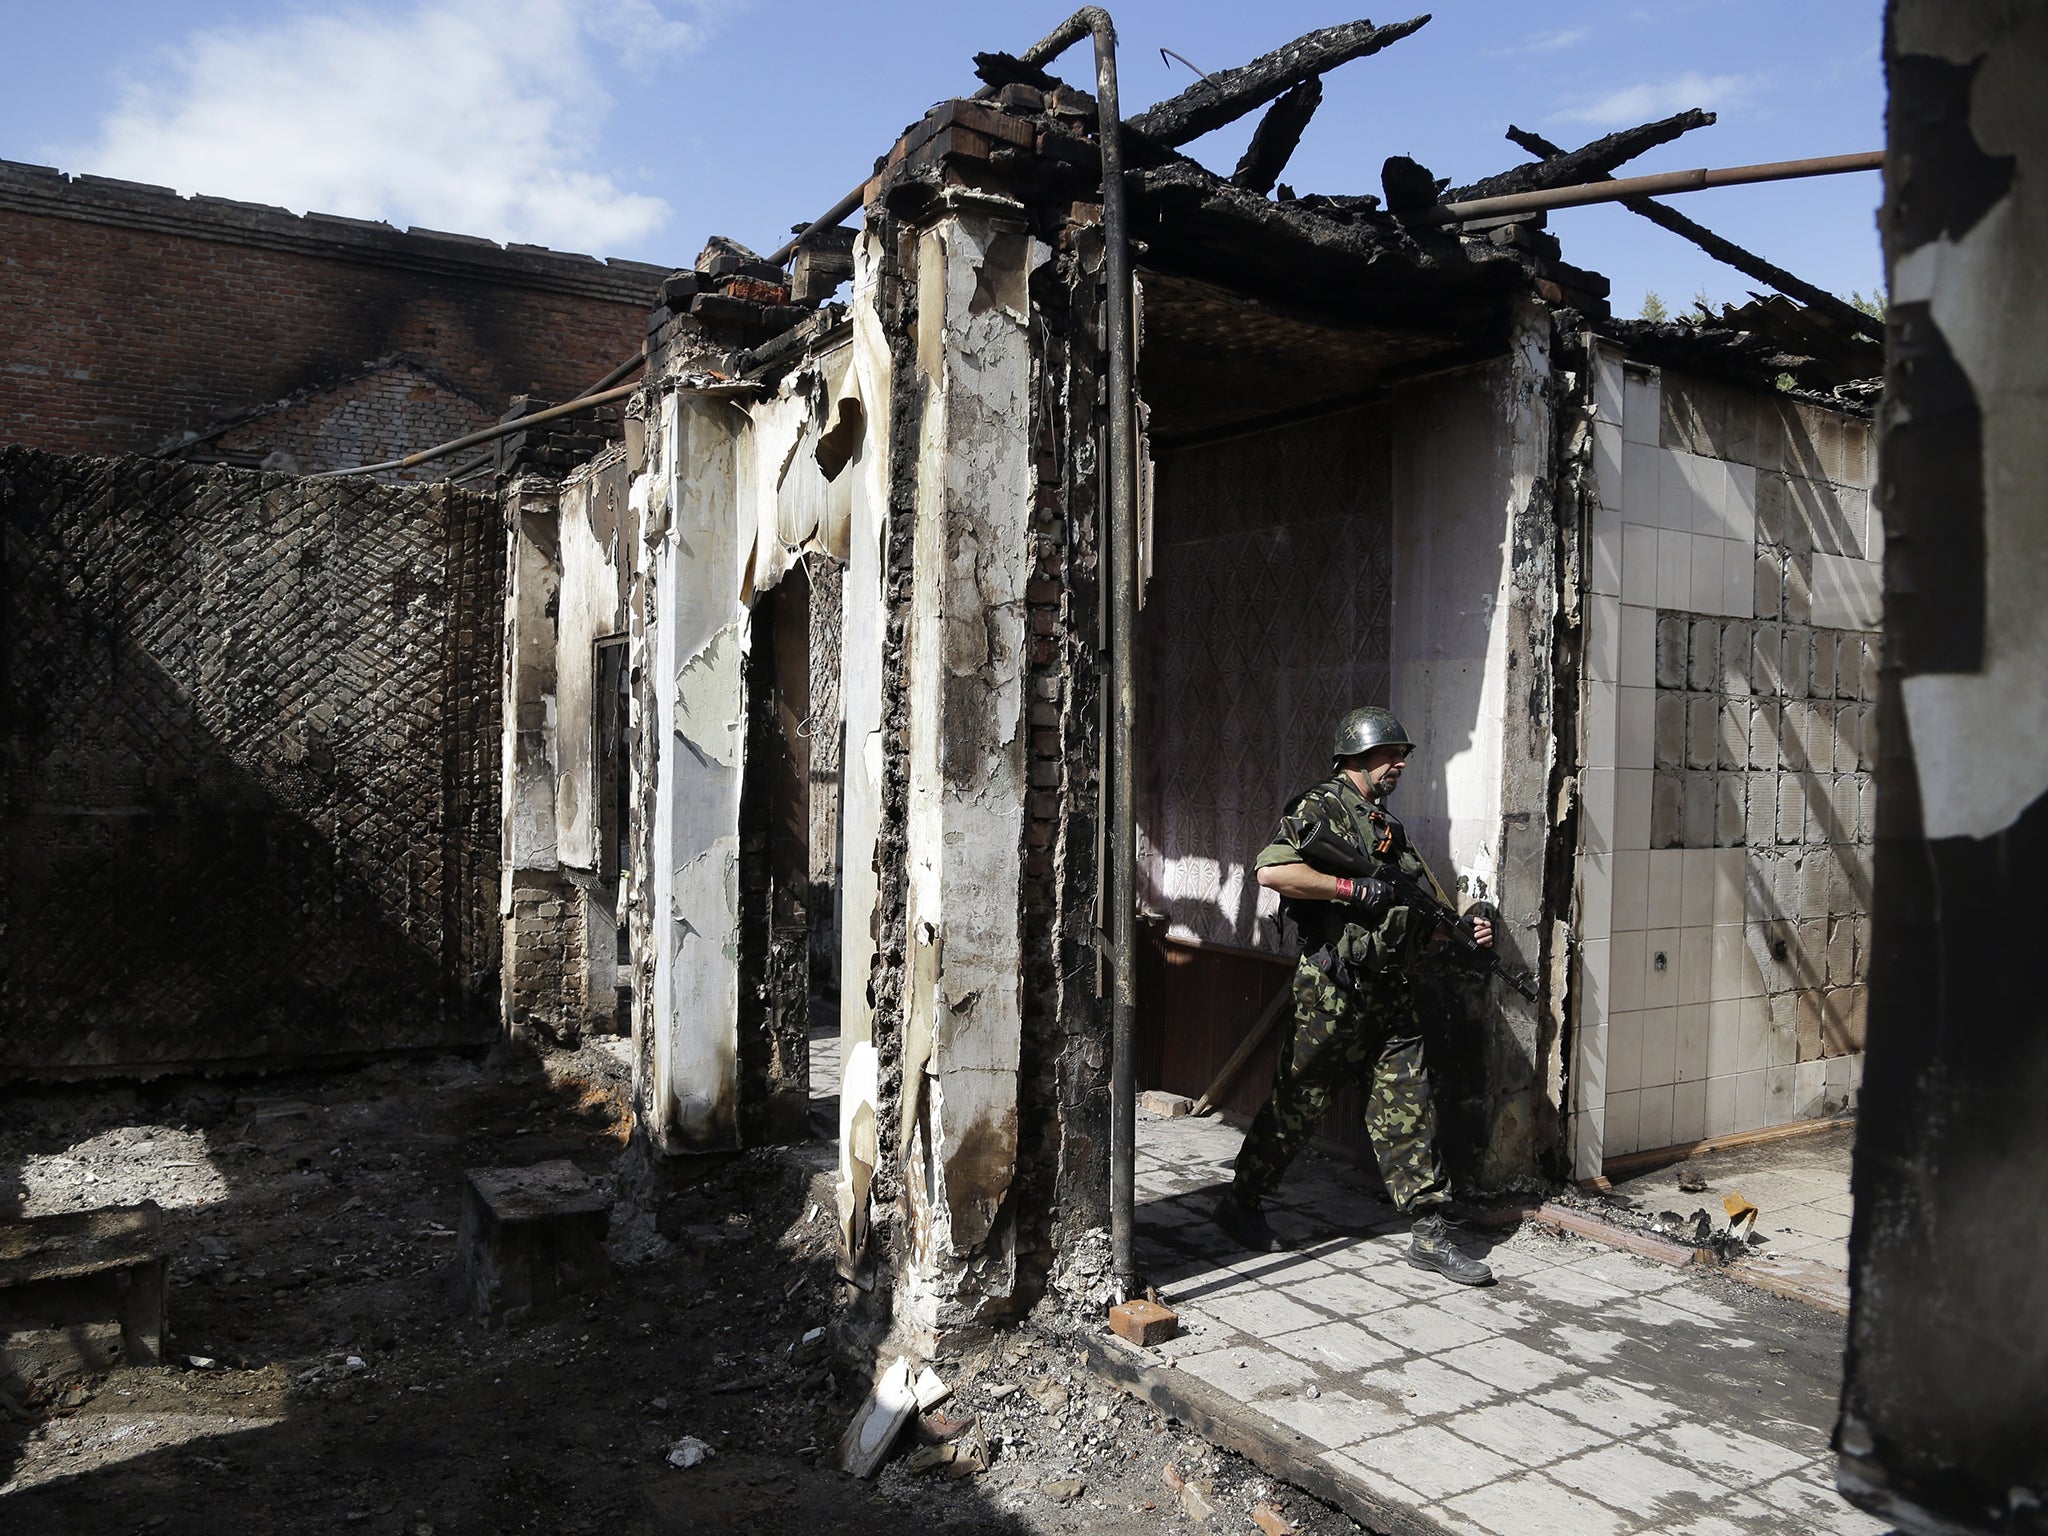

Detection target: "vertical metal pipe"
[991, 8, 1139, 1295]
[1094, 21, 1140, 1300]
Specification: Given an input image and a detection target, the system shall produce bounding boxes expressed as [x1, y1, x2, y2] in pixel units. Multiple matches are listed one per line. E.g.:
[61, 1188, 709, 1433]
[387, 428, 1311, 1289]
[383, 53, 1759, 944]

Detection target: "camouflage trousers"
[1231, 952, 1451, 1213]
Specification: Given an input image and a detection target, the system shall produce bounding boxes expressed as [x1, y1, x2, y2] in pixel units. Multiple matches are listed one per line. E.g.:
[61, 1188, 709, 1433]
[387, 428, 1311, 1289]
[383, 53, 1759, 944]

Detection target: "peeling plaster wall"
[1838, 5, 2048, 1528]
[896, 207, 1042, 1340]
[624, 313, 889, 1155]
[1389, 306, 1559, 1186]
[497, 453, 632, 1045]
[835, 232, 896, 1263]
[643, 392, 748, 1153]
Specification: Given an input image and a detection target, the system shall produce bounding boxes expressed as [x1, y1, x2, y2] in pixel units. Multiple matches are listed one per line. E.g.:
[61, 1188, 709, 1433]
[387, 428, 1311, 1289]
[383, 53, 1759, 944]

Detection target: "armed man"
[1211, 705, 1512, 1287]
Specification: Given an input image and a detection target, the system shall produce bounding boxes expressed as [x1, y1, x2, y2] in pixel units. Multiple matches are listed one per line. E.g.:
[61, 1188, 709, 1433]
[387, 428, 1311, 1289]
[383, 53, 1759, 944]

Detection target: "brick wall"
[207, 358, 497, 480]
[0, 447, 504, 1077]
[0, 162, 667, 463]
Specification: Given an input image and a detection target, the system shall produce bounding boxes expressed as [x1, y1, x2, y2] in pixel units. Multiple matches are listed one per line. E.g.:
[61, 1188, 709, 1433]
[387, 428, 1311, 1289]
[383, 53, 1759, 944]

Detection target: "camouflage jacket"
[1255, 772, 1439, 982]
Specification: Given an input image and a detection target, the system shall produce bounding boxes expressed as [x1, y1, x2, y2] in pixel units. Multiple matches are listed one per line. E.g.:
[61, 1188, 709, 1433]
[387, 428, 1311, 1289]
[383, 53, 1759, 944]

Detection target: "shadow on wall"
[0, 450, 503, 1077]
[1134, 361, 1527, 1187]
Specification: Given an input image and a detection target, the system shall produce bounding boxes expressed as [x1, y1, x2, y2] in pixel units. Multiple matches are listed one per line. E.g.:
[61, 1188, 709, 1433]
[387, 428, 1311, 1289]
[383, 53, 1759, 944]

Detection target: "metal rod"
[1409, 150, 1883, 226]
[1000, 7, 1138, 1294]
[578, 347, 649, 397]
[1506, 126, 1884, 342]
[767, 182, 870, 268]
[306, 382, 638, 479]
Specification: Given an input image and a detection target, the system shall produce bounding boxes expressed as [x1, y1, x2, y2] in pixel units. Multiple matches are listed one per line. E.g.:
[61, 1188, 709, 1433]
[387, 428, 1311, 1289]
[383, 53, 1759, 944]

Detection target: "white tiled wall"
[1571, 350, 1870, 1178]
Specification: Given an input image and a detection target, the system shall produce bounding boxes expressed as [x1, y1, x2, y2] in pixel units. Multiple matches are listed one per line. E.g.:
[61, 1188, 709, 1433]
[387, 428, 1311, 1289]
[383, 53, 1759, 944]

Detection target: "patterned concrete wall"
[1574, 356, 1876, 1170]
[0, 448, 502, 1076]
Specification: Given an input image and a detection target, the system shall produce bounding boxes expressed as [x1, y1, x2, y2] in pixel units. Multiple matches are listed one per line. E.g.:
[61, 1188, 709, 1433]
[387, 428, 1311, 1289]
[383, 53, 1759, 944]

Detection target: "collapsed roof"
[650, 15, 1880, 427]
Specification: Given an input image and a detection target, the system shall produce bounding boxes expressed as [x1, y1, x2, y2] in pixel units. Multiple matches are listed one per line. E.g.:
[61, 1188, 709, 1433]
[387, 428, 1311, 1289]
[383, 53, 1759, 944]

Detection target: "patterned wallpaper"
[1139, 404, 1394, 951]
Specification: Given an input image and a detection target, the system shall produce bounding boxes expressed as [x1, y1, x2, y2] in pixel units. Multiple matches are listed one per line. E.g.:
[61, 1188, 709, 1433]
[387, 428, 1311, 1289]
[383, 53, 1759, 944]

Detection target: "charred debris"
[640, 14, 1878, 422]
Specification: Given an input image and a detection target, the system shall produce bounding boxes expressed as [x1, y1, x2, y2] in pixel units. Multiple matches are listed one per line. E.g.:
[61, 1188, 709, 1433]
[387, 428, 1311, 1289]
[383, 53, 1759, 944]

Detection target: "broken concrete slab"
[457, 1161, 609, 1324]
[0, 1202, 166, 1392]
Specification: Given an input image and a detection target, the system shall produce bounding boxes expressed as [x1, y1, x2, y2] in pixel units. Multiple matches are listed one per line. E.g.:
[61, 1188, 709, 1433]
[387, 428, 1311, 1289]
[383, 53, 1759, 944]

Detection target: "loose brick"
[1109, 1298, 1179, 1347]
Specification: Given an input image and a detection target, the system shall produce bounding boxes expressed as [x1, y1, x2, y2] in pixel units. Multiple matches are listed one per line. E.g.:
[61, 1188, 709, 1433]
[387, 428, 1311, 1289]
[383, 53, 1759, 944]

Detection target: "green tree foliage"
[1640, 290, 1669, 322]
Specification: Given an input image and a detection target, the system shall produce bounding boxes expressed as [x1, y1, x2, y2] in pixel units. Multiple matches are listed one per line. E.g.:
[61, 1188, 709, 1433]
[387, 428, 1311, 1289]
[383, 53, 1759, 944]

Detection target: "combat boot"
[1211, 1192, 1285, 1253]
[1408, 1212, 1493, 1286]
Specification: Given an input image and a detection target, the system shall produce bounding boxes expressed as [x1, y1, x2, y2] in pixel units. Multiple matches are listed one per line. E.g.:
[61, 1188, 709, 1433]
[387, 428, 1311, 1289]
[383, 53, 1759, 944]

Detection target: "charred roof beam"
[1231, 77, 1323, 195]
[1126, 14, 1430, 149]
[1446, 108, 1717, 203]
[1505, 124, 1884, 343]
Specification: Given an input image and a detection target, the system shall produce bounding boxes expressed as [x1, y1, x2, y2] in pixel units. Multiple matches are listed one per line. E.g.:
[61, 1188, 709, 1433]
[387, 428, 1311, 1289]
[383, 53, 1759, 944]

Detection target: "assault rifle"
[1282, 813, 1541, 1003]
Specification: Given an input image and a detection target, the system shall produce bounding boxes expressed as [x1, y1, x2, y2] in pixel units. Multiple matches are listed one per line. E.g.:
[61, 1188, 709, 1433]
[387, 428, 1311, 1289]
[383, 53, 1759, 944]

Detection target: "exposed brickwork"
[204, 357, 496, 480]
[0, 447, 503, 1076]
[1022, 220, 1112, 1301]
[0, 162, 666, 464]
[503, 872, 589, 1046]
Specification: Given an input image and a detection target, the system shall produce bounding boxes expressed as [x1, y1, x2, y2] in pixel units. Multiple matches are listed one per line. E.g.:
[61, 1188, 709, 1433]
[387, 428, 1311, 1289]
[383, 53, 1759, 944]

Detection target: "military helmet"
[1332, 705, 1414, 762]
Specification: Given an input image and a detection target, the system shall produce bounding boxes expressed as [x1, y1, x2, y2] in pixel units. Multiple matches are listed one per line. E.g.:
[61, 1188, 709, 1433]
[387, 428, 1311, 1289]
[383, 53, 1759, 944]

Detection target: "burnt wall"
[1838, 5, 2048, 1531]
[0, 449, 503, 1076]
[0, 161, 665, 462]
[1025, 218, 1112, 1298]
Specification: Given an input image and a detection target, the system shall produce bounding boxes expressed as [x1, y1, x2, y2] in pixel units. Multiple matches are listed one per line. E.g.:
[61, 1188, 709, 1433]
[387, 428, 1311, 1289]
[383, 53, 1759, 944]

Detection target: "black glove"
[1333, 874, 1392, 919]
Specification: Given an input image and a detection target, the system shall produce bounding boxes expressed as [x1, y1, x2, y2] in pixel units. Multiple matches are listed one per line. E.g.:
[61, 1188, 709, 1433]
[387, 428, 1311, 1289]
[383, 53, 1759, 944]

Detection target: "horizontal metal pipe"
[1411, 150, 1883, 226]
[579, 347, 649, 397]
[767, 182, 870, 268]
[307, 381, 639, 479]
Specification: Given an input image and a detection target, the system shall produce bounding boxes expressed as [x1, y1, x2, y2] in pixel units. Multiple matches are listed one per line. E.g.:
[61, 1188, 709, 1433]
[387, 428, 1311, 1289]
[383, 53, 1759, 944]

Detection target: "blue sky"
[2, 1, 1887, 317]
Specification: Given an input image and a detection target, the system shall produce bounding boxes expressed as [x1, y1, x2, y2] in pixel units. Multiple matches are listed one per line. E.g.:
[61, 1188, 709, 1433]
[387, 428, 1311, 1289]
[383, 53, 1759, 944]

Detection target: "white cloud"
[1551, 71, 1763, 129]
[61, 0, 711, 254]
[1493, 27, 1593, 56]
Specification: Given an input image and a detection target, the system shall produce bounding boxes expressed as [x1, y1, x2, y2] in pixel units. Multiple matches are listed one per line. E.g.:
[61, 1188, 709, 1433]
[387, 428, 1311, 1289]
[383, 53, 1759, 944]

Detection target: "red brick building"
[0, 160, 670, 474]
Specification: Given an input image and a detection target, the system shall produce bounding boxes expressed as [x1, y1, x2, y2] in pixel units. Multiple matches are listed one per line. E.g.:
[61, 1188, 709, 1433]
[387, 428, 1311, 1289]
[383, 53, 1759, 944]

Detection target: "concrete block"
[1109, 1298, 1179, 1347]
[1, 1203, 166, 1392]
[1654, 694, 1685, 770]
[1651, 772, 1683, 848]
[459, 1161, 610, 1323]
[1686, 696, 1719, 770]
[1139, 1090, 1193, 1118]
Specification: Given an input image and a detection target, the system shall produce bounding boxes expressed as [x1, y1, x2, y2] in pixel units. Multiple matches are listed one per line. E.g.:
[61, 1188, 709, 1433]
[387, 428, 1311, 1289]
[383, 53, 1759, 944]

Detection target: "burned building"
[478, 14, 1886, 1352]
[22, 7, 2040, 1534]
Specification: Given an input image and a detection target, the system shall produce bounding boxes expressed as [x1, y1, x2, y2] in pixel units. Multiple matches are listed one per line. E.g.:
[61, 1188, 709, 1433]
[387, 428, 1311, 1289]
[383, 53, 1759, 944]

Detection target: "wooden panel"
[1138, 926, 1371, 1157]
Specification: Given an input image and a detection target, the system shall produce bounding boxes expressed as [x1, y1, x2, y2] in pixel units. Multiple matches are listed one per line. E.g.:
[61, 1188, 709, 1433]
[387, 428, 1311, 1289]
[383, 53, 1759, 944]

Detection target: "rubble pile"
[0, 1051, 1361, 1534]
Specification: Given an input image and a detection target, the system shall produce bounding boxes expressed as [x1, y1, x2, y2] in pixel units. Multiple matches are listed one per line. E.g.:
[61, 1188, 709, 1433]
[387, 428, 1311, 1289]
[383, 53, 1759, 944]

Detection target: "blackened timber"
[1231, 78, 1323, 195]
[1445, 108, 1716, 203]
[972, 49, 1067, 94]
[1124, 15, 1430, 149]
[1130, 159, 1528, 353]
[1506, 124, 1884, 343]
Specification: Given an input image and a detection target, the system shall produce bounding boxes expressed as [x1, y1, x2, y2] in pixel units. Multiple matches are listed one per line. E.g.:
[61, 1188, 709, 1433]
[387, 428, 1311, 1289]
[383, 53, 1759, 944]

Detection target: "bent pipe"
[1010, 8, 1141, 1296]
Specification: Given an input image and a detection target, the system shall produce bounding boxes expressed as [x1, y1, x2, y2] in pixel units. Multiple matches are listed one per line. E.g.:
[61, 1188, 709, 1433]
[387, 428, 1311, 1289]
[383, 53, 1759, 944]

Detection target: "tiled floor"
[1610, 1122, 1855, 1274]
[1134, 1110, 1882, 1536]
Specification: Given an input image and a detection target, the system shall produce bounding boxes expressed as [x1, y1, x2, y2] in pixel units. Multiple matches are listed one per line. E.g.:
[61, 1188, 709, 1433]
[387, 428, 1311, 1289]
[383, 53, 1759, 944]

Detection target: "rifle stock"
[1282, 815, 1541, 1003]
